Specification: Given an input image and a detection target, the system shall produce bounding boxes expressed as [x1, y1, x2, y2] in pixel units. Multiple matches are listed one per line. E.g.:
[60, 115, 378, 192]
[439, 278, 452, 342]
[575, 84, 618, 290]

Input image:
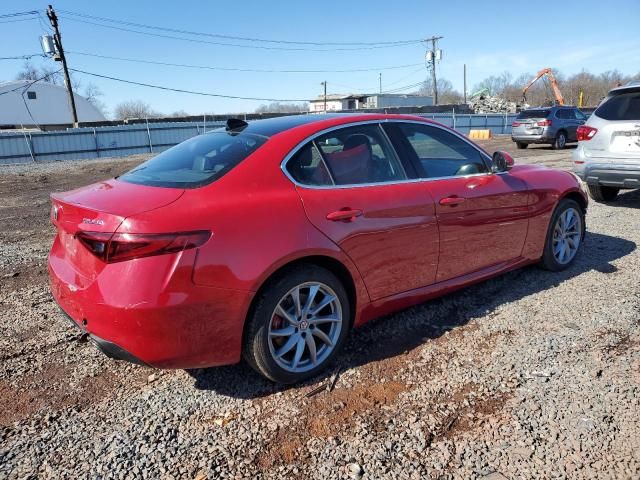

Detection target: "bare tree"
[473, 71, 513, 96]
[416, 77, 463, 104]
[15, 62, 41, 81]
[114, 100, 161, 119]
[83, 83, 107, 116]
[475, 69, 640, 107]
[167, 110, 190, 118]
[255, 102, 308, 113]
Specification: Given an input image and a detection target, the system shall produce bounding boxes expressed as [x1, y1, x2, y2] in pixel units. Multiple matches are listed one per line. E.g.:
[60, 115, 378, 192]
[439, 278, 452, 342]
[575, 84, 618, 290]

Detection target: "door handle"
[439, 196, 466, 206]
[326, 208, 363, 222]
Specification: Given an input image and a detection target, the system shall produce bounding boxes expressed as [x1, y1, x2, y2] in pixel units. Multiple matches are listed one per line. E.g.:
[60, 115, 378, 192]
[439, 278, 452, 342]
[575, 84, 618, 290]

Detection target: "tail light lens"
[512, 121, 521, 127]
[76, 230, 211, 263]
[577, 125, 598, 141]
[537, 119, 552, 127]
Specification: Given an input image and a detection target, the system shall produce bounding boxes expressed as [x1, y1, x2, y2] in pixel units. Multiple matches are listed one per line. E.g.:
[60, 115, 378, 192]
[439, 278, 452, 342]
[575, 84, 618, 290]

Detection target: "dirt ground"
[1, 138, 638, 479]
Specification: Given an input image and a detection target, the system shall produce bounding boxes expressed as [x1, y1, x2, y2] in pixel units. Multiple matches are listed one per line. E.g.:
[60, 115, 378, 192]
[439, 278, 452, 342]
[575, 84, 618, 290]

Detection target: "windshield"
[119, 131, 268, 188]
[517, 109, 551, 119]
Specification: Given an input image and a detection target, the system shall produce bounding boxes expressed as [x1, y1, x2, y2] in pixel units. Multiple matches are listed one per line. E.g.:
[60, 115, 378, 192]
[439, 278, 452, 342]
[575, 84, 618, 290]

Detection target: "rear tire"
[516, 142, 528, 149]
[587, 184, 619, 202]
[243, 264, 351, 384]
[552, 131, 567, 150]
[540, 199, 585, 271]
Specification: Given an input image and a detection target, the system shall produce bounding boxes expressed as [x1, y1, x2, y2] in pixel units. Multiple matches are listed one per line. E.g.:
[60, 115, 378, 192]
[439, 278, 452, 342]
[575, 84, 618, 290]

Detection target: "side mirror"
[492, 151, 515, 173]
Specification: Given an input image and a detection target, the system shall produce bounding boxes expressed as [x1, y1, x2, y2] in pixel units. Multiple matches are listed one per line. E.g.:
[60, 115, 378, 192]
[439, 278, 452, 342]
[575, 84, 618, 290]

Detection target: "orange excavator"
[522, 68, 565, 105]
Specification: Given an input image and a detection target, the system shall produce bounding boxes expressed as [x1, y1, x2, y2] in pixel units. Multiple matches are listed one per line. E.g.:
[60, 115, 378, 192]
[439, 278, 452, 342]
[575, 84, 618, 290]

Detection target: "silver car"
[512, 106, 587, 150]
[573, 81, 640, 202]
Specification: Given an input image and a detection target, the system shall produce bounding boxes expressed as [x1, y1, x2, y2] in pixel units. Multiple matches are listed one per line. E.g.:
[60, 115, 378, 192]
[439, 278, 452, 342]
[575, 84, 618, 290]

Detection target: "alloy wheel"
[552, 207, 581, 264]
[267, 282, 343, 373]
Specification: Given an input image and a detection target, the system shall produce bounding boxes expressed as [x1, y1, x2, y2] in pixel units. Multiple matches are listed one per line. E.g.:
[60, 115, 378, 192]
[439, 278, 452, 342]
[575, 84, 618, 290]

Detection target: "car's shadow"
[187, 231, 636, 399]
[596, 188, 640, 209]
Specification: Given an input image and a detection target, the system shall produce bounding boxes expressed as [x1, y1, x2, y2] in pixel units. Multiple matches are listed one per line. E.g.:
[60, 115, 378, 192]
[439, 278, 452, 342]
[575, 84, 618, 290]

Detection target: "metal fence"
[0, 113, 517, 165]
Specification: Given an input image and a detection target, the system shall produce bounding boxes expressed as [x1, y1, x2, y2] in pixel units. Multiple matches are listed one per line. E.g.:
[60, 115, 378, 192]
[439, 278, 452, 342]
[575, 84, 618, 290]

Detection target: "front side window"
[119, 131, 267, 188]
[312, 124, 407, 185]
[396, 123, 488, 178]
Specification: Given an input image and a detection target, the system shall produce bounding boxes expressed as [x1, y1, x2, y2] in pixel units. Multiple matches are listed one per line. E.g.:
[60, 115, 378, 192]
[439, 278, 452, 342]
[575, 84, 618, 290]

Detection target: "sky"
[1, 0, 639, 117]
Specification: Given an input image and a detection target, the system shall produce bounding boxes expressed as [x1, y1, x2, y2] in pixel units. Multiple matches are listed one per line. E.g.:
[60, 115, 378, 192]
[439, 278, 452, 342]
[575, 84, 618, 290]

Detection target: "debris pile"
[468, 94, 517, 114]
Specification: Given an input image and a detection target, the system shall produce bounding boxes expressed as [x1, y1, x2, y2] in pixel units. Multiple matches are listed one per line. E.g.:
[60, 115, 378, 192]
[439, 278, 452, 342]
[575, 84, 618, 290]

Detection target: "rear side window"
[119, 131, 267, 188]
[287, 143, 333, 186]
[517, 109, 551, 119]
[594, 91, 640, 120]
[555, 109, 570, 119]
[396, 123, 488, 178]
[310, 124, 407, 185]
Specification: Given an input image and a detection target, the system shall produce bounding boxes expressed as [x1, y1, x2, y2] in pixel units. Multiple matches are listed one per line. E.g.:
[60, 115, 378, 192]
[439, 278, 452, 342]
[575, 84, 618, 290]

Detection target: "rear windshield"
[119, 131, 267, 188]
[594, 91, 640, 121]
[517, 109, 551, 119]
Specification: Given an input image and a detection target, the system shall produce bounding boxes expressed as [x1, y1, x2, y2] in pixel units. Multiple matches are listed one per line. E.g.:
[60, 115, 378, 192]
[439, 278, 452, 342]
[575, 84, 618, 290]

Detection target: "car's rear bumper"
[577, 166, 640, 188]
[573, 149, 640, 189]
[511, 134, 554, 144]
[48, 241, 254, 369]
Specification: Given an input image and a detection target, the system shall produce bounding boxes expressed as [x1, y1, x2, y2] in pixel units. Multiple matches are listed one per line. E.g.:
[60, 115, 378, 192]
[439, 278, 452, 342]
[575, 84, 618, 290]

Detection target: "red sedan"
[49, 114, 587, 383]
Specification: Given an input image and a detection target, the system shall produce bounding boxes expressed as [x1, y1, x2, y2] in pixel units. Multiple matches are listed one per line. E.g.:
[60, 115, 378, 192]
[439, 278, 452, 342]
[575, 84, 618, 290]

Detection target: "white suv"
[573, 81, 640, 202]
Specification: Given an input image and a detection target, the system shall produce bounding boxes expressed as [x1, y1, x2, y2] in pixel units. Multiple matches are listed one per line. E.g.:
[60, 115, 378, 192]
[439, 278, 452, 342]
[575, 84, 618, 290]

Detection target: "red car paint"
[48, 114, 587, 369]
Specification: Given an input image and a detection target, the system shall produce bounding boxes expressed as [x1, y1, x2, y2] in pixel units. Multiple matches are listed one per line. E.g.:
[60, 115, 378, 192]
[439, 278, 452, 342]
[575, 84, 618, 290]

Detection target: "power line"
[58, 15, 423, 52]
[0, 54, 46, 60]
[65, 50, 424, 74]
[69, 68, 311, 102]
[0, 16, 38, 24]
[0, 10, 39, 19]
[0, 68, 62, 97]
[58, 9, 424, 47]
[70, 67, 425, 102]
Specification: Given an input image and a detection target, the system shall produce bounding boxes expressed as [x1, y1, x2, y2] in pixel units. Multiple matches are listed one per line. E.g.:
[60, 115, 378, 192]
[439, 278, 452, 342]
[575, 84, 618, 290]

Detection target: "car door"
[284, 123, 439, 301]
[557, 108, 575, 141]
[384, 122, 530, 283]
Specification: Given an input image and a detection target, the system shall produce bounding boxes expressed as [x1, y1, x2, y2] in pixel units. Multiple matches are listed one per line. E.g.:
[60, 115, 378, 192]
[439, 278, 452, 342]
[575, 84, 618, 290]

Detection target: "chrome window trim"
[280, 119, 496, 190]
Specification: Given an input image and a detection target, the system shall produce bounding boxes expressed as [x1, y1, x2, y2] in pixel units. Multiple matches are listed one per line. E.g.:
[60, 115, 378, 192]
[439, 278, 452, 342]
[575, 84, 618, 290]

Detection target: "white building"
[0, 80, 106, 128]
[309, 93, 434, 112]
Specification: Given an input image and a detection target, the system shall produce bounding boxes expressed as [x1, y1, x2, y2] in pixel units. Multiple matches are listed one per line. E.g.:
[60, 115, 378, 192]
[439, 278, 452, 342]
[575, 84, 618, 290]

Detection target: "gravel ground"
[0, 139, 638, 479]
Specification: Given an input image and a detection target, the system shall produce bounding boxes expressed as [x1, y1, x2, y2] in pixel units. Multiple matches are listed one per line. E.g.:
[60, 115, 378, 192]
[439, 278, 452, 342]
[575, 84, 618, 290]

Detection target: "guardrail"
[0, 113, 518, 165]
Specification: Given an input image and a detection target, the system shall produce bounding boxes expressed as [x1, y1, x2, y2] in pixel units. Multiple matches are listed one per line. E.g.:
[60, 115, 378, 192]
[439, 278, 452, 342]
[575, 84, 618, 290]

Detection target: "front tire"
[587, 184, 619, 202]
[243, 265, 350, 384]
[552, 131, 567, 150]
[540, 199, 585, 271]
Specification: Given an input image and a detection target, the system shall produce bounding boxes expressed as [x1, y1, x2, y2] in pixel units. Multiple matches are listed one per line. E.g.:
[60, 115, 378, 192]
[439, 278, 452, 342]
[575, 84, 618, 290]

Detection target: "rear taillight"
[76, 230, 211, 263]
[512, 121, 521, 127]
[577, 125, 598, 141]
[537, 119, 552, 127]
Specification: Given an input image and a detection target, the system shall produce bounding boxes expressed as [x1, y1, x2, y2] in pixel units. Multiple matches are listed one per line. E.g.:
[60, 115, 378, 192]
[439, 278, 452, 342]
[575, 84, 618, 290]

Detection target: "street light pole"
[321, 81, 327, 112]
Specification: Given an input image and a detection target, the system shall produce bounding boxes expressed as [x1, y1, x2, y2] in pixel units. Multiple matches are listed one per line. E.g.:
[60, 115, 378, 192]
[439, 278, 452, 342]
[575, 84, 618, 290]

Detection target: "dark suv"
[511, 106, 587, 150]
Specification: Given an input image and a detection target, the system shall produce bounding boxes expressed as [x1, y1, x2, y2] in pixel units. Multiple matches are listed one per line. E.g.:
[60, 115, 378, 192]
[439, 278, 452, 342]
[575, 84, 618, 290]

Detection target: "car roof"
[217, 113, 436, 138]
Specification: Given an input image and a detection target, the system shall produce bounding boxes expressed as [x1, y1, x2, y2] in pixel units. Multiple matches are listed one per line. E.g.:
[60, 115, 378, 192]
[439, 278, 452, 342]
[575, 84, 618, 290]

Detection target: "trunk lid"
[582, 119, 640, 161]
[50, 179, 184, 278]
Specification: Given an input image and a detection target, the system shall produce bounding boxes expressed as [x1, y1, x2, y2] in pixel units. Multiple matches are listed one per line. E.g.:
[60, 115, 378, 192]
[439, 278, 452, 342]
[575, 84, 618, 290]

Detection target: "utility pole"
[320, 81, 327, 112]
[424, 36, 443, 105]
[46, 4, 78, 127]
[463, 64, 467, 104]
